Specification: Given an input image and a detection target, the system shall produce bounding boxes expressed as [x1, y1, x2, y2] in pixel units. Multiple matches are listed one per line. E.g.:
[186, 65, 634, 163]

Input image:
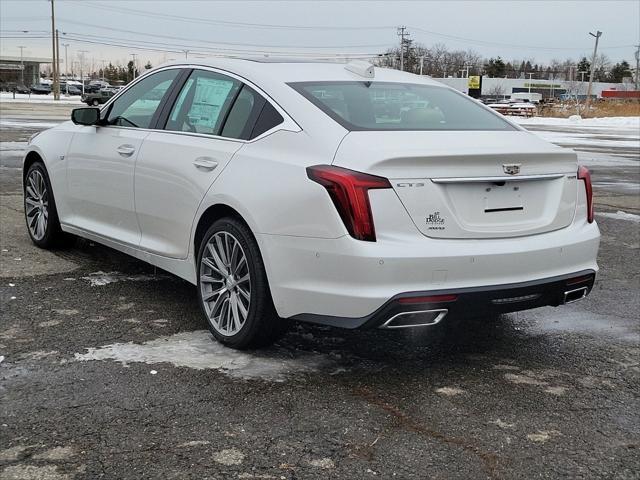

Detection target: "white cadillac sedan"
[23, 58, 600, 348]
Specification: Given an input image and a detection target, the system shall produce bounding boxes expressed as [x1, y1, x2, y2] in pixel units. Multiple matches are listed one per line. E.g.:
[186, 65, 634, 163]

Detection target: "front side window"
[289, 81, 515, 131]
[106, 69, 180, 129]
[165, 70, 241, 136]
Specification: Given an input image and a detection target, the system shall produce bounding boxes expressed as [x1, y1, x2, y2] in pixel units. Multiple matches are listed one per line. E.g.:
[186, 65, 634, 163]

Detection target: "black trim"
[152, 68, 192, 130]
[290, 270, 596, 329]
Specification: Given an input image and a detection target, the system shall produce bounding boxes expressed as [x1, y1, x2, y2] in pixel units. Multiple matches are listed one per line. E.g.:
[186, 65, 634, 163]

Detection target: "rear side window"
[289, 81, 514, 131]
[166, 70, 241, 135]
[251, 101, 284, 138]
[221, 86, 258, 139]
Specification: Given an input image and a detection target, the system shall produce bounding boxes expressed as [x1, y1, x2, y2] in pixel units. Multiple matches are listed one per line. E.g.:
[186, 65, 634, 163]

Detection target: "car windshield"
[289, 81, 515, 131]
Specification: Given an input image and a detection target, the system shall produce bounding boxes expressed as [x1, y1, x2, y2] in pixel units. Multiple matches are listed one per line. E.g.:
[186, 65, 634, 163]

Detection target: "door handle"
[193, 157, 219, 171]
[116, 144, 136, 157]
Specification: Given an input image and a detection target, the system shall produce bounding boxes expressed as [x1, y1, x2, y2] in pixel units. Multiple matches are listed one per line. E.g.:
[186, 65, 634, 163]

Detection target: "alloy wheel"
[199, 231, 251, 336]
[25, 169, 49, 241]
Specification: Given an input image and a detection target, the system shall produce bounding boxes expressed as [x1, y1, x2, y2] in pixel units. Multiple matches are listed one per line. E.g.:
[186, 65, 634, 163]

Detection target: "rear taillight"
[307, 165, 391, 241]
[577, 165, 594, 223]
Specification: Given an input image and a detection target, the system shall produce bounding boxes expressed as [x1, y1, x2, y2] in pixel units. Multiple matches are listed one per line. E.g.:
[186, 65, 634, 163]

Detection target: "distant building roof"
[0, 55, 53, 63]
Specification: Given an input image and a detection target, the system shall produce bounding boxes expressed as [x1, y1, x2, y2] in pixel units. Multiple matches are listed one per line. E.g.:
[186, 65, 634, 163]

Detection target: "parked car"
[22, 59, 600, 349]
[30, 84, 51, 95]
[15, 84, 31, 94]
[66, 84, 83, 96]
[81, 89, 116, 106]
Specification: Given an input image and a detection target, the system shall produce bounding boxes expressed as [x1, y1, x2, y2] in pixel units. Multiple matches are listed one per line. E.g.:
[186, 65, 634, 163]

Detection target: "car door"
[134, 69, 266, 258]
[65, 68, 181, 246]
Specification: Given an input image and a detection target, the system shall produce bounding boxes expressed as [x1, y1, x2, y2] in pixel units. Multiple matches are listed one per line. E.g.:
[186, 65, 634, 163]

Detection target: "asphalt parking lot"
[1, 103, 639, 480]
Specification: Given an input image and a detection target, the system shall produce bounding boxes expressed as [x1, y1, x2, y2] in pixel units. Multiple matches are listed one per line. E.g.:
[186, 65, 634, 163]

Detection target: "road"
[1, 103, 639, 480]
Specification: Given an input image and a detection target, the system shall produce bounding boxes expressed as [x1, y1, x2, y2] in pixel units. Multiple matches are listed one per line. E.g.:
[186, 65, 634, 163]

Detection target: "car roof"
[157, 57, 444, 86]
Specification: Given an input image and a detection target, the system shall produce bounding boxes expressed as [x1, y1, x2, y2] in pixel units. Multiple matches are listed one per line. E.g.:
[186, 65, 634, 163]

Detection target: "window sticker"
[188, 77, 235, 133]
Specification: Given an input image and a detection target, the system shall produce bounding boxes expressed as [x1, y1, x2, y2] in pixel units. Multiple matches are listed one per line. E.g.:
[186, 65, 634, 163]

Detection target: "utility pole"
[50, 0, 59, 100]
[101, 60, 106, 82]
[18, 46, 25, 85]
[527, 72, 534, 93]
[130, 53, 138, 80]
[585, 30, 602, 109]
[634, 44, 639, 91]
[419, 55, 424, 76]
[183, 50, 189, 59]
[397, 26, 407, 72]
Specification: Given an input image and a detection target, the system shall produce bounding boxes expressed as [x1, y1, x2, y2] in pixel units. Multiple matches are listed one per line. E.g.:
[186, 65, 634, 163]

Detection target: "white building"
[433, 77, 622, 99]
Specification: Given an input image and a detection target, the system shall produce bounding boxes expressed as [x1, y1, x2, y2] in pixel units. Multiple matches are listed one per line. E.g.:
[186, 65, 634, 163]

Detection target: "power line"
[65, 1, 394, 31]
[56, 18, 393, 50]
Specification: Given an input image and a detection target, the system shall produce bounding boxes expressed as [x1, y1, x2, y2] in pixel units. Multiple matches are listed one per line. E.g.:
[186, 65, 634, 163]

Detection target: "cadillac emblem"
[503, 164, 521, 175]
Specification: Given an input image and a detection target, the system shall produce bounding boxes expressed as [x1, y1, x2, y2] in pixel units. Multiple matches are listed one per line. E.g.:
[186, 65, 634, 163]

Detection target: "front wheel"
[24, 162, 69, 248]
[91, 99, 99, 106]
[196, 217, 286, 349]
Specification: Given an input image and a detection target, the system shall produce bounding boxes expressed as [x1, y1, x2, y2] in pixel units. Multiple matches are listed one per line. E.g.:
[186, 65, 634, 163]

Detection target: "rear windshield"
[289, 81, 515, 131]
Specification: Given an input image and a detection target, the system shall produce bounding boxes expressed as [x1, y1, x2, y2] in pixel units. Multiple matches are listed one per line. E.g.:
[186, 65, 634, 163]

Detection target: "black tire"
[24, 162, 72, 249]
[91, 99, 99, 106]
[196, 217, 286, 349]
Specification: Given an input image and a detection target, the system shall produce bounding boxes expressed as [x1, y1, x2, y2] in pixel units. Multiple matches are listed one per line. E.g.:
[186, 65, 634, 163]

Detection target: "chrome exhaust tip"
[563, 287, 588, 304]
[380, 309, 448, 329]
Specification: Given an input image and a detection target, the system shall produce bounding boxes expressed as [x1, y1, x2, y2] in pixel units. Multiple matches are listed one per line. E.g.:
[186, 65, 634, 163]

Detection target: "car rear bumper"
[290, 270, 596, 329]
[258, 217, 600, 321]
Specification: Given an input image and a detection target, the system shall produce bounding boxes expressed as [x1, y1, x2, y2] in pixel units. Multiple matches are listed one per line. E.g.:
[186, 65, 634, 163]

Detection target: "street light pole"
[18, 46, 25, 85]
[585, 30, 602, 110]
[130, 53, 138, 80]
[78, 50, 88, 95]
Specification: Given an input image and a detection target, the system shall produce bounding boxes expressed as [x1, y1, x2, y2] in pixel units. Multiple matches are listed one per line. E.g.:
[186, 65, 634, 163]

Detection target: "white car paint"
[24, 58, 600, 325]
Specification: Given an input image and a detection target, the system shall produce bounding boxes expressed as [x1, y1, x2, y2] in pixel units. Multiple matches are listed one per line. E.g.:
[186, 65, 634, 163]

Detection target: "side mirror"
[71, 107, 100, 126]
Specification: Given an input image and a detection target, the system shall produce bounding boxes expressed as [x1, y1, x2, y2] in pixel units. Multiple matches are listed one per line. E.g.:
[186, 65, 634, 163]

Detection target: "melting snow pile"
[74, 330, 333, 381]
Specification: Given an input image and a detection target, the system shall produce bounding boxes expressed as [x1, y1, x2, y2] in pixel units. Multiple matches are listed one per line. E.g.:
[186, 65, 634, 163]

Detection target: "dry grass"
[539, 100, 640, 118]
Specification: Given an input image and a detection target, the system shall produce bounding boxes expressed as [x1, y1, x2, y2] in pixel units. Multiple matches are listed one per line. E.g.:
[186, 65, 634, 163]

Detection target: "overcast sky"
[1, 0, 639, 71]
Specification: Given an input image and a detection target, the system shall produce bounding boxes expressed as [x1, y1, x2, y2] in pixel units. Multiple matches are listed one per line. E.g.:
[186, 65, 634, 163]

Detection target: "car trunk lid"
[332, 130, 578, 239]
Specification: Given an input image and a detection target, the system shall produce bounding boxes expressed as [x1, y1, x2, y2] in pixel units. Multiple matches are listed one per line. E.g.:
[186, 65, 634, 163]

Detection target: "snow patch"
[212, 448, 245, 465]
[435, 386, 465, 396]
[308, 458, 335, 469]
[527, 430, 561, 443]
[74, 330, 333, 381]
[33, 446, 75, 461]
[514, 115, 640, 129]
[81, 271, 165, 287]
[597, 211, 640, 223]
[178, 440, 210, 448]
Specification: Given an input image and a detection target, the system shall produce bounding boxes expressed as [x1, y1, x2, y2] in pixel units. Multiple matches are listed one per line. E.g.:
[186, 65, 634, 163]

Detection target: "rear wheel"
[196, 217, 286, 349]
[91, 99, 99, 106]
[24, 162, 70, 248]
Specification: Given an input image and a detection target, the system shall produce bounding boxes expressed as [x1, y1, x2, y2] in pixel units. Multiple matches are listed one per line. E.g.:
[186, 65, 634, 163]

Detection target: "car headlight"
[28, 132, 41, 145]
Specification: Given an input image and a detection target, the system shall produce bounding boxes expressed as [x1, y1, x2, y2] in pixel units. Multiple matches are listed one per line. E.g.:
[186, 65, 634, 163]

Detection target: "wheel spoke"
[215, 234, 229, 266]
[236, 293, 248, 320]
[230, 293, 241, 331]
[237, 285, 250, 303]
[26, 186, 37, 200]
[236, 273, 250, 285]
[200, 274, 222, 284]
[207, 243, 228, 275]
[202, 286, 227, 303]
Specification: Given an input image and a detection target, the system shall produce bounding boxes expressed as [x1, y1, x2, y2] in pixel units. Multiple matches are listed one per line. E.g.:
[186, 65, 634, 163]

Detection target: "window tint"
[106, 69, 179, 128]
[166, 70, 241, 135]
[290, 81, 514, 131]
[251, 101, 284, 138]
